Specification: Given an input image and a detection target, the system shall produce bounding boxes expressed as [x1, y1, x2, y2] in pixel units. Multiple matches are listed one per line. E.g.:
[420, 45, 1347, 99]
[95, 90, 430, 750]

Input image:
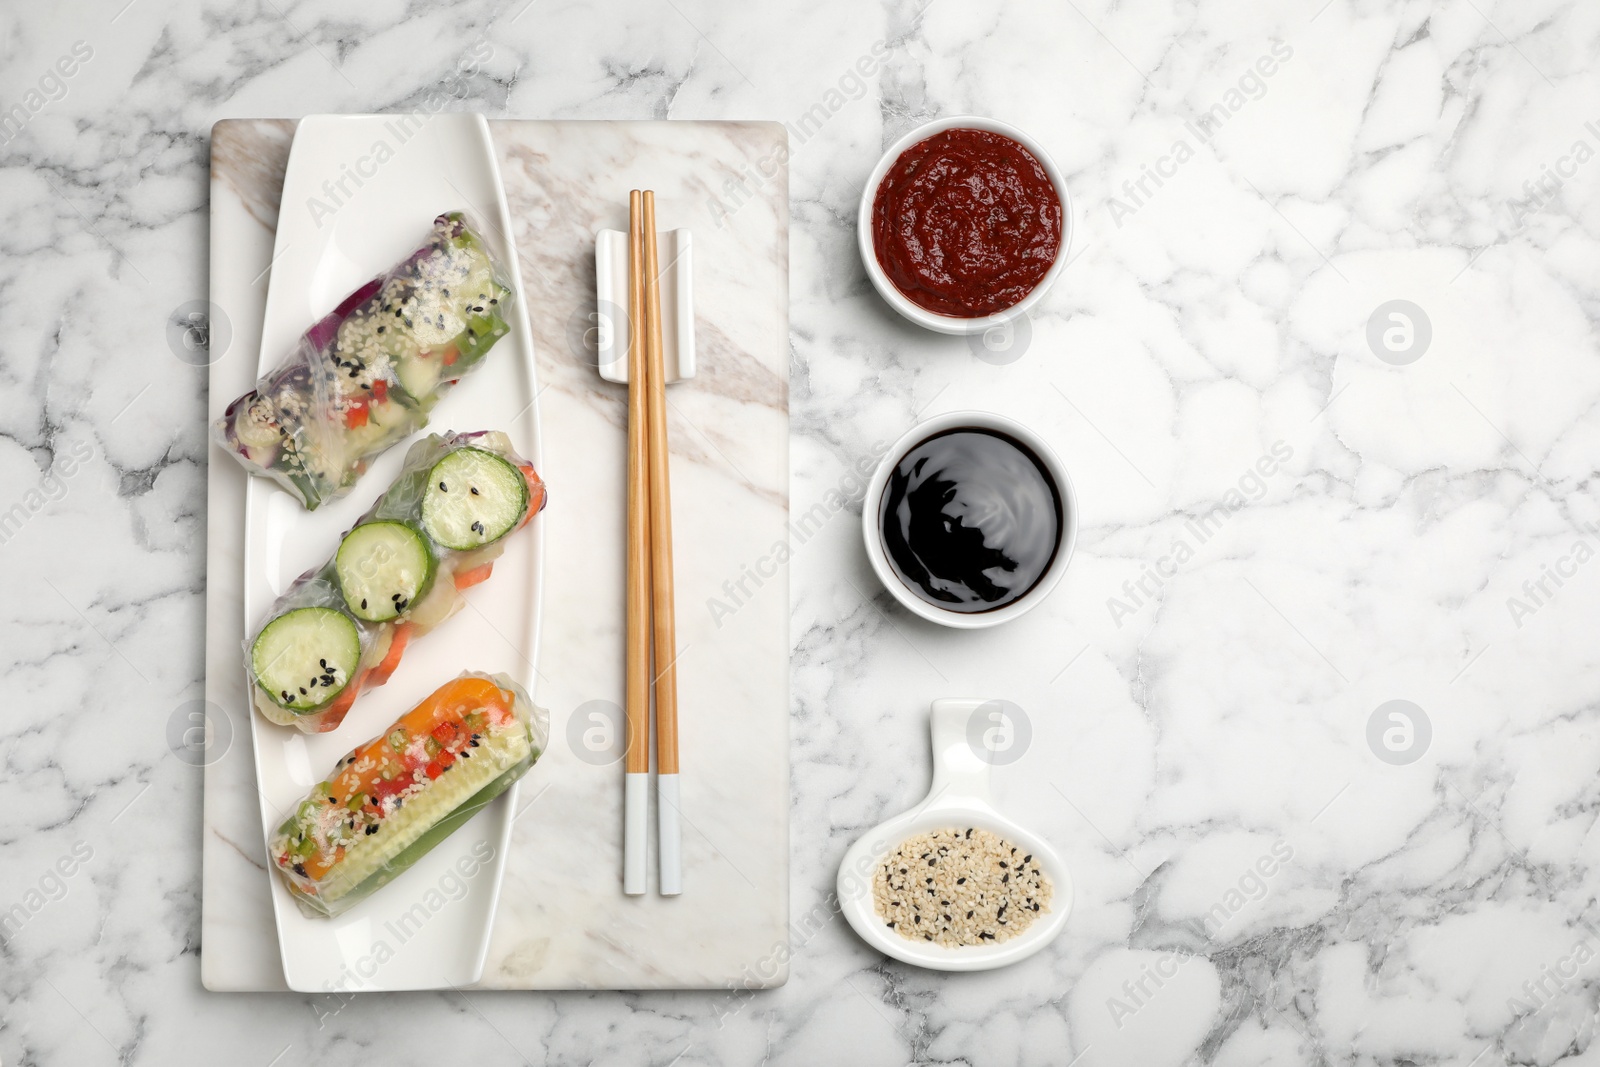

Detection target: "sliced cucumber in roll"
[420, 448, 529, 550]
[335, 520, 435, 622]
[251, 606, 361, 711]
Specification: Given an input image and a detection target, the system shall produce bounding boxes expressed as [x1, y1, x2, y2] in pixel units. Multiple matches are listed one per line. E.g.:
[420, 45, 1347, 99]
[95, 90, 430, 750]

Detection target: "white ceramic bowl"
[863, 410, 1077, 629]
[857, 115, 1073, 335]
[837, 698, 1073, 972]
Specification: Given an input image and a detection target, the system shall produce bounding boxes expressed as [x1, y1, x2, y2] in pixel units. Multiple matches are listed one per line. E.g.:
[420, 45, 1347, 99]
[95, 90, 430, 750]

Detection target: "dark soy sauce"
[879, 428, 1062, 613]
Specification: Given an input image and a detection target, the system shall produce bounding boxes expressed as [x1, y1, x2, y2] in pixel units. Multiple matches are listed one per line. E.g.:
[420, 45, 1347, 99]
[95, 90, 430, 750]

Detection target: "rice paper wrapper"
[268, 670, 548, 918]
[245, 430, 547, 734]
[214, 211, 516, 510]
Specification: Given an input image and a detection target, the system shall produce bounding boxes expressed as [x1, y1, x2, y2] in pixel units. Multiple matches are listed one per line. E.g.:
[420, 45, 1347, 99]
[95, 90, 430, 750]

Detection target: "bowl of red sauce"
[860, 116, 1071, 335]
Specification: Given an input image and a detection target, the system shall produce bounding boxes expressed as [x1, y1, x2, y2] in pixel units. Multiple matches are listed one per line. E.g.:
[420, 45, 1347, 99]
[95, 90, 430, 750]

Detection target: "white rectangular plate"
[242, 113, 542, 992]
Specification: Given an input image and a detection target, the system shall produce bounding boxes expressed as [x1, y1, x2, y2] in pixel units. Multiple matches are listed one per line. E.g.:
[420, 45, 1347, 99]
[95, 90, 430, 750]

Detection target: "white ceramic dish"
[593, 227, 695, 383]
[863, 410, 1077, 628]
[837, 698, 1073, 971]
[857, 115, 1073, 336]
[243, 113, 542, 992]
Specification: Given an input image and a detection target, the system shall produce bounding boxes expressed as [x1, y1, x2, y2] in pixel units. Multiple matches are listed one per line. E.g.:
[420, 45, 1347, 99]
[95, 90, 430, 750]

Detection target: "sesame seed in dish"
[873, 827, 1051, 947]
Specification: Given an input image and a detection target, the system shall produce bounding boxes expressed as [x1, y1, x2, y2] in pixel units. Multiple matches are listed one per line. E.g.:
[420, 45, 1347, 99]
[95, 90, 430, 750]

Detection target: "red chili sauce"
[871, 128, 1062, 318]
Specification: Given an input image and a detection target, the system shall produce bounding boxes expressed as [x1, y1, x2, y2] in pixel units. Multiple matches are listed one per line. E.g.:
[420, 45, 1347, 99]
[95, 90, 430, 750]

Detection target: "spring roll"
[269, 671, 547, 918]
[216, 212, 515, 509]
[247, 430, 547, 733]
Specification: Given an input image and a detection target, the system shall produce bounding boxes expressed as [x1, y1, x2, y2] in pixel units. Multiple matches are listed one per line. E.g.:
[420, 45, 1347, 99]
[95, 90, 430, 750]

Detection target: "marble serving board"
[202, 119, 790, 991]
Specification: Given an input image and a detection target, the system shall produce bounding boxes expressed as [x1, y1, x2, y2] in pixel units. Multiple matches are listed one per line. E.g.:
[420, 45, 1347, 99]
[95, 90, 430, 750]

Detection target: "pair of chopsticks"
[623, 190, 682, 897]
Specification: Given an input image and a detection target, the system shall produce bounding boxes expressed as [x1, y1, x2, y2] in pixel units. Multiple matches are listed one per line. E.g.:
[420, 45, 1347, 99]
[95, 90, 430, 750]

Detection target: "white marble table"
[3, 0, 1599, 1064]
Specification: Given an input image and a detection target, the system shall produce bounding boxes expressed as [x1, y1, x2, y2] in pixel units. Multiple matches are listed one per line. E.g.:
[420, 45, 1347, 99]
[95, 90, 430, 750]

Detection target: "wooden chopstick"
[622, 191, 651, 896]
[641, 192, 682, 896]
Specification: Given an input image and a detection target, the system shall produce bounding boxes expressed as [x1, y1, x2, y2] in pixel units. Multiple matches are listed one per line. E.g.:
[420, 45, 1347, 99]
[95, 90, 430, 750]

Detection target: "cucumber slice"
[421, 448, 529, 551]
[231, 393, 284, 450]
[335, 521, 435, 622]
[251, 607, 361, 711]
[410, 230, 499, 348]
[395, 349, 443, 404]
[300, 719, 534, 910]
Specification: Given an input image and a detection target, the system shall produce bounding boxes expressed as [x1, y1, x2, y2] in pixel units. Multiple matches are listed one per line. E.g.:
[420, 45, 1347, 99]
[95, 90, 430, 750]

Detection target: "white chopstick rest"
[624, 772, 649, 895]
[593, 228, 695, 385]
[658, 773, 682, 896]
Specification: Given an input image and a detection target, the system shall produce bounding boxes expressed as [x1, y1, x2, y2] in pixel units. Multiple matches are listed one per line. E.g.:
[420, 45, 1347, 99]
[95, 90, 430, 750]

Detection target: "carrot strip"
[454, 564, 494, 590]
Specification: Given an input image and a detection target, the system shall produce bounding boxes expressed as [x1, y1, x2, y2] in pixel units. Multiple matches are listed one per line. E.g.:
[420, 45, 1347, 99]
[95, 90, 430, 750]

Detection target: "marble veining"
[1, 0, 1599, 1064]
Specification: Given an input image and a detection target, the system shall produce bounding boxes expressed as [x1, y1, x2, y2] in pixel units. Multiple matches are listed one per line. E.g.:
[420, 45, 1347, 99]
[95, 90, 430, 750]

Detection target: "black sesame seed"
[439, 481, 448, 491]
[470, 486, 480, 495]
[361, 599, 367, 609]
[299, 687, 307, 695]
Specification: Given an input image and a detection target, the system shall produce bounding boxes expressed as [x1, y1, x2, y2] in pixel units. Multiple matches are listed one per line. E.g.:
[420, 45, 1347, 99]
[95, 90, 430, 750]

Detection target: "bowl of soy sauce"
[864, 411, 1076, 628]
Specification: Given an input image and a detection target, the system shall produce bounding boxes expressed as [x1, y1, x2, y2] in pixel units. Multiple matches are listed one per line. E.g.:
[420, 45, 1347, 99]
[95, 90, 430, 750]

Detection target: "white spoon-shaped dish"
[837, 698, 1073, 971]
